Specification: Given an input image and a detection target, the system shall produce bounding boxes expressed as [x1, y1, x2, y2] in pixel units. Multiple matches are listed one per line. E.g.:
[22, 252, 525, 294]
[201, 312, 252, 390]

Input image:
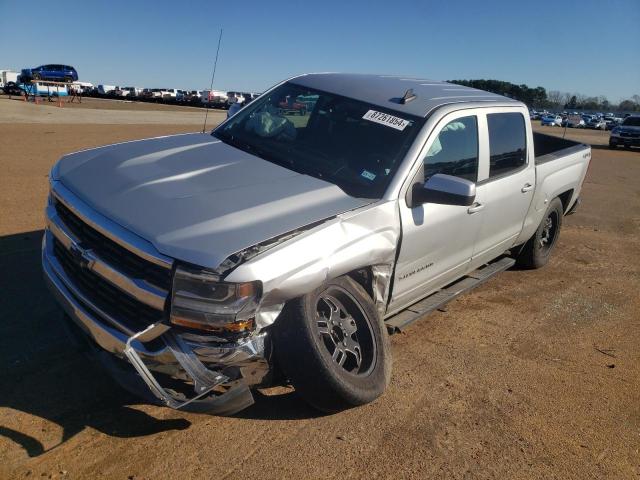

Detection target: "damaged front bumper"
[42, 231, 270, 415]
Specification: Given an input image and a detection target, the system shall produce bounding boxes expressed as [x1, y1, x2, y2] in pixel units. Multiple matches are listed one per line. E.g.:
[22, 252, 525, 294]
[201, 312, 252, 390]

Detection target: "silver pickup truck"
[43, 74, 591, 415]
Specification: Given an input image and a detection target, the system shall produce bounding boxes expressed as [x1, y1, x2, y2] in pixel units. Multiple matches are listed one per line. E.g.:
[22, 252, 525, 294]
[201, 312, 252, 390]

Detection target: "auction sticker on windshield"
[362, 110, 410, 131]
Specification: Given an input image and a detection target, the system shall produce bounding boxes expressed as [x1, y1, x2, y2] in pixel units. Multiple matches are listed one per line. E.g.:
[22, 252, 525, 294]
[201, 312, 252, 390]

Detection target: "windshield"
[212, 82, 425, 198]
[623, 117, 640, 127]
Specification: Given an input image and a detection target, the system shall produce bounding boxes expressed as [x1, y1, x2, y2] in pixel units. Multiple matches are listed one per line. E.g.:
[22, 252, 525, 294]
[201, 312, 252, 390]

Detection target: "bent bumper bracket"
[123, 323, 254, 414]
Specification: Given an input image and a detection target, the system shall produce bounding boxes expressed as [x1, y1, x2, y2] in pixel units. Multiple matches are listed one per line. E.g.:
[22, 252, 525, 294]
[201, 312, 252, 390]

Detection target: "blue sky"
[1, 0, 638, 102]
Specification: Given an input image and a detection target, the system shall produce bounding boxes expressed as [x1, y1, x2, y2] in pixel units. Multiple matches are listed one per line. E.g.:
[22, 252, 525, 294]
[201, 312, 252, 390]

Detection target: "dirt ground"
[1, 97, 639, 479]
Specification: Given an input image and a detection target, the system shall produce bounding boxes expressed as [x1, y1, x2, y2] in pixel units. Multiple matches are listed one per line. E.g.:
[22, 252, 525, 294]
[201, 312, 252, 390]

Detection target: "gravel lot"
[1, 96, 638, 479]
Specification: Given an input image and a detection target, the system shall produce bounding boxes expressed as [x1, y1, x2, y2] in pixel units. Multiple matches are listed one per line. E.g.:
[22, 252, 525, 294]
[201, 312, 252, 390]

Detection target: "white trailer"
[0, 70, 19, 88]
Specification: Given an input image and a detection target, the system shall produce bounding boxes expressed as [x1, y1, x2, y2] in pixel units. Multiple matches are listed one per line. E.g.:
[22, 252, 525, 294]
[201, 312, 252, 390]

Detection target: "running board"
[385, 256, 516, 334]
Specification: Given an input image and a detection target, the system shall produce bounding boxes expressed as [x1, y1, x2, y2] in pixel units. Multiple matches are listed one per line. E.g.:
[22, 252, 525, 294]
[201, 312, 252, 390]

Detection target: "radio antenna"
[202, 28, 223, 133]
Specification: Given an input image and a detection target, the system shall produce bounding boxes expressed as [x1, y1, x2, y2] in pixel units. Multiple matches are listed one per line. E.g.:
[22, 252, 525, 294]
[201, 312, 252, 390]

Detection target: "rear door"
[470, 109, 535, 268]
[389, 110, 486, 313]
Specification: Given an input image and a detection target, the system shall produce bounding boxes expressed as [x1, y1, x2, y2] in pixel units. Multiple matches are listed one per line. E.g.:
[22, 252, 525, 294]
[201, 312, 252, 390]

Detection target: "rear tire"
[515, 197, 563, 269]
[273, 276, 391, 413]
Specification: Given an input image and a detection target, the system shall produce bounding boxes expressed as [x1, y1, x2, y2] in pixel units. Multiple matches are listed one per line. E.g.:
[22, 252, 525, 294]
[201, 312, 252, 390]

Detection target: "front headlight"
[170, 264, 261, 334]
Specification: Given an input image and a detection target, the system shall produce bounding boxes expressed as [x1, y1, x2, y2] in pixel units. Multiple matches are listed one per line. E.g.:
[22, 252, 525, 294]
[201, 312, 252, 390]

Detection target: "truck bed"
[534, 132, 588, 164]
[514, 131, 591, 247]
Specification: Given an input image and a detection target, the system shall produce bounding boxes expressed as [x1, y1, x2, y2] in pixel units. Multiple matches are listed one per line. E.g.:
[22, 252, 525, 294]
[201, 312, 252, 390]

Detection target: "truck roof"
[291, 73, 519, 118]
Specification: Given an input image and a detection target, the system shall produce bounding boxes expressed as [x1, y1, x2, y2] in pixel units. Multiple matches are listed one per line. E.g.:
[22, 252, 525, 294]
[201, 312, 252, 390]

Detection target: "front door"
[389, 111, 486, 314]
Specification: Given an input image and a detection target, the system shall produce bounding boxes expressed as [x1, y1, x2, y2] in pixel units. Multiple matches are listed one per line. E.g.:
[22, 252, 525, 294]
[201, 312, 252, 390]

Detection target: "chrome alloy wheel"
[540, 210, 559, 250]
[314, 286, 376, 376]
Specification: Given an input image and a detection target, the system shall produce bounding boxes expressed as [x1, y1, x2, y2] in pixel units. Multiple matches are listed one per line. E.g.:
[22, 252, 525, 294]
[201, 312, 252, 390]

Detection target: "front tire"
[515, 197, 564, 269]
[274, 276, 391, 413]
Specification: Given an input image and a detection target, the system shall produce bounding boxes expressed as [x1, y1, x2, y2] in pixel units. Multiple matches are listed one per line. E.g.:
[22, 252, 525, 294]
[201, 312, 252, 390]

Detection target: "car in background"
[562, 115, 585, 128]
[603, 116, 622, 130]
[541, 114, 562, 127]
[202, 89, 229, 107]
[227, 92, 247, 105]
[2, 81, 22, 96]
[163, 88, 179, 100]
[21, 64, 78, 83]
[119, 86, 141, 98]
[609, 115, 640, 149]
[148, 88, 166, 100]
[113, 87, 132, 97]
[139, 88, 153, 99]
[586, 117, 607, 130]
[185, 90, 202, 102]
[98, 84, 117, 95]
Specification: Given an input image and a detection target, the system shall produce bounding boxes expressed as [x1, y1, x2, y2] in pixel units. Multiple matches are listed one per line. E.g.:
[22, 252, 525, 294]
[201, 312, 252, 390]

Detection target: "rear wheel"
[515, 197, 563, 269]
[274, 276, 391, 413]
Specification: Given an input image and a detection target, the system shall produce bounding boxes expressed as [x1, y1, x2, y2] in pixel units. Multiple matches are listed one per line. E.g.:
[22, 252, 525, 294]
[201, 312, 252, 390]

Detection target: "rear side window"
[423, 116, 478, 182]
[487, 112, 527, 178]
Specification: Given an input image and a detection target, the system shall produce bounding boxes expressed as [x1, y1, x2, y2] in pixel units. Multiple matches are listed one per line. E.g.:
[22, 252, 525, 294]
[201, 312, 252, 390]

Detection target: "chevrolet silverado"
[43, 73, 591, 415]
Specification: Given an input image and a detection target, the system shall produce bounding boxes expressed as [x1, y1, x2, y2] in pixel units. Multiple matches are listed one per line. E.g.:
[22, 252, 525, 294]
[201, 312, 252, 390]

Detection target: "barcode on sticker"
[362, 110, 410, 131]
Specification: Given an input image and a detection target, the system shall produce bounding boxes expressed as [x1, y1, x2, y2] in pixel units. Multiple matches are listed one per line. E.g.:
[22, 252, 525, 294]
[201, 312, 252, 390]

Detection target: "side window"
[423, 116, 478, 182]
[487, 112, 527, 178]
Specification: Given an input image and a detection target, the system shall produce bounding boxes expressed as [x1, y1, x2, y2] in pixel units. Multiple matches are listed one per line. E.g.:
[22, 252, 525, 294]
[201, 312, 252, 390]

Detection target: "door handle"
[467, 202, 484, 214]
[521, 183, 534, 193]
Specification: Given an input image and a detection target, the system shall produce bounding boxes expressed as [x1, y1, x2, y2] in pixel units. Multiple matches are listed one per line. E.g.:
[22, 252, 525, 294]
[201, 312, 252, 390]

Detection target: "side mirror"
[411, 173, 476, 207]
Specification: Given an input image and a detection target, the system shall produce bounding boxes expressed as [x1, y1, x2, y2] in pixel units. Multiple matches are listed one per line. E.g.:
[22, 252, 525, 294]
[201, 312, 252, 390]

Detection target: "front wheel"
[273, 276, 391, 413]
[515, 197, 563, 269]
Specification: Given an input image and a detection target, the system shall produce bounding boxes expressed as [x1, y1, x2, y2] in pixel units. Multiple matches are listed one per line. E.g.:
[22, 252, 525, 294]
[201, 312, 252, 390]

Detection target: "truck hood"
[54, 133, 372, 268]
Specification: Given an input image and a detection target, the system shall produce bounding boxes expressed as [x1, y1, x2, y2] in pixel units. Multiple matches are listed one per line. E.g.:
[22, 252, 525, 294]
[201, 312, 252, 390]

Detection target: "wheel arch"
[345, 264, 393, 318]
[557, 188, 574, 214]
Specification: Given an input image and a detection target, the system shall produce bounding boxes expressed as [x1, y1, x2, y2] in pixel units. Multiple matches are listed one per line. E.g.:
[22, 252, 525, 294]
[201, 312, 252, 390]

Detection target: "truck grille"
[53, 236, 163, 331]
[54, 199, 172, 291]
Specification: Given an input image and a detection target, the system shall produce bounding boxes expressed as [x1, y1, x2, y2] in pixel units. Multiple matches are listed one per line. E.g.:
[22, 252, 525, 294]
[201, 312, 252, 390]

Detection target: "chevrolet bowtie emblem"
[69, 244, 94, 269]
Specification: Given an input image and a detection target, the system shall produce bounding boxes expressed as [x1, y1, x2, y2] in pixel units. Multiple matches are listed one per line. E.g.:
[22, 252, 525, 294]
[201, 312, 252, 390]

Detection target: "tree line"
[448, 79, 640, 112]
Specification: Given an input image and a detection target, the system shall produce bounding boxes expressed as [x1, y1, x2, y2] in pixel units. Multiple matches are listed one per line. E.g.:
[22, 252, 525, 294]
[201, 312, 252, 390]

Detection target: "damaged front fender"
[226, 200, 400, 324]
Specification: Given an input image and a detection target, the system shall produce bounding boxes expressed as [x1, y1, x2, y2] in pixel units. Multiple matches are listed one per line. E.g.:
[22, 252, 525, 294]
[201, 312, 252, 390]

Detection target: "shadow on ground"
[0, 230, 319, 458]
[0, 230, 191, 458]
